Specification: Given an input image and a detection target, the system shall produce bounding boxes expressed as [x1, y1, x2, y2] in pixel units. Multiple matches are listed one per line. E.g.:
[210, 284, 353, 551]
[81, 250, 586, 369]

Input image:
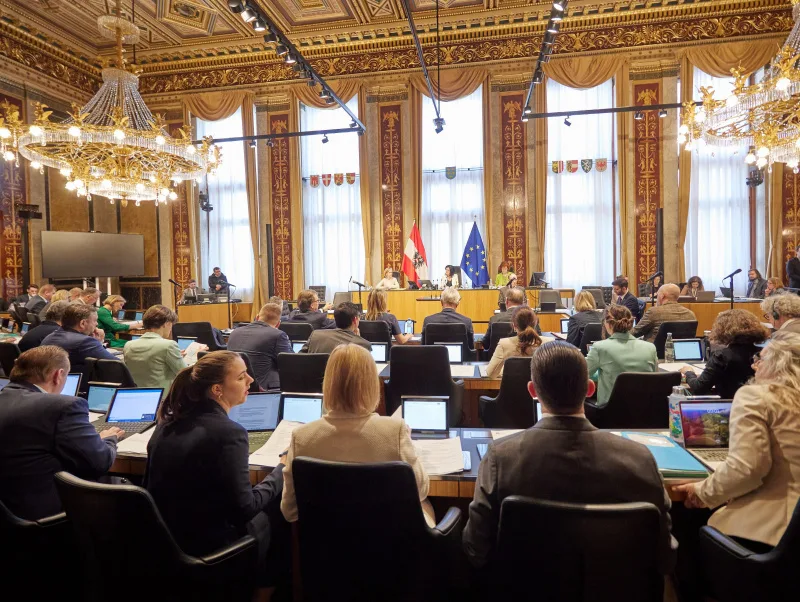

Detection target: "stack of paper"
[116, 429, 155, 455]
[660, 362, 704, 375]
[412, 437, 465, 475]
[183, 341, 207, 367]
[450, 365, 477, 378]
[88, 412, 103, 423]
[478, 365, 489, 378]
[249, 420, 302, 466]
[491, 429, 524, 441]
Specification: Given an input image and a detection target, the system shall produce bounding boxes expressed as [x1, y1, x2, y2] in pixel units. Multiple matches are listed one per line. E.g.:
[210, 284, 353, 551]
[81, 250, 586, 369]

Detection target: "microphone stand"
[728, 275, 735, 311]
[226, 284, 236, 330]
[650, 283, 657, 308]
[171, 282, 181, 312]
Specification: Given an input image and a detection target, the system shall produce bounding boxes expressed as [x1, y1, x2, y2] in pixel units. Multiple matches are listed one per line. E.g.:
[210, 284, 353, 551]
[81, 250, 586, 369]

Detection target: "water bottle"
[665, 332, 675, 362]
[668, 385, 687, 445]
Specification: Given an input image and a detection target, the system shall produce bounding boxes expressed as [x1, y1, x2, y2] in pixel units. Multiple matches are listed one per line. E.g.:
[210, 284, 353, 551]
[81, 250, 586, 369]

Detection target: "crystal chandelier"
[678, 0, 800, 172]
[0, 0, 220, 206]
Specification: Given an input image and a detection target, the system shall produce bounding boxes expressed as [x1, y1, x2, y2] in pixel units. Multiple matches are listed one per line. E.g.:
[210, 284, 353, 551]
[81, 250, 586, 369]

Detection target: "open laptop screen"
[87, 384, 118, 413]
[560, 318, 569, 334]
[61, 373, 82, 396]
[402, 397, 448, 432]
[135, 311, 144, 321]
[370, 343, 388, 363]
[228, 392, 280, 432]
[292, 341, 305, 353]
[281, 393, 323, 424]
[177, 336, 196, 351]
[401, 320, 414, 335]
[679, 401, 732, 449]
[106, 388, 163, 423]
[117, 310, 125, 320]
[434, 342, 463, 364]
[673, 339, 704, 362]
[20, 323, 30, 334]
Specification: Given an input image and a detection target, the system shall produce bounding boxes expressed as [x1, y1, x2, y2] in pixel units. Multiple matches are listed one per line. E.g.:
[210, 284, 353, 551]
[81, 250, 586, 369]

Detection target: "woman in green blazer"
[97, 295, 138, 348]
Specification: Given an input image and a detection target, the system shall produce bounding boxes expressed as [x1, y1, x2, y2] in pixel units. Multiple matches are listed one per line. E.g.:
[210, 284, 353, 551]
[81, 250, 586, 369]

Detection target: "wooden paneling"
[47, 168, 89, 232]
[177, 302, 254, 329]
[120, 284, 162, 310]
[269, 114, 294, 300]
[120, 202, 159, 278]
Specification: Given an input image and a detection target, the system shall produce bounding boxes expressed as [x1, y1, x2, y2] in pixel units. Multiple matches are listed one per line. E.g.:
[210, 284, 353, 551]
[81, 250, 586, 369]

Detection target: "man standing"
[422, 287, 475, 349]
[301, 302, 372, 354]
[227, 303, 293, 391]
[787, 244, 800, 291]
[632, 283, 697, 343]
[208, 267, 229, 294]
[612, 276, 642, 321]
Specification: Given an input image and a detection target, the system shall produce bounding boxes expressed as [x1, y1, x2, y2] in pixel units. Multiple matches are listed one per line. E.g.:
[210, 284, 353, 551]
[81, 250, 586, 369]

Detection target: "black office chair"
[582, 287, 607, 309]
[15, 305, 29, 325]
[7, 306, 23, 332]
[495, 497, 664, 601]
[358, 320, 393, 347]
[479, 357, 535, 428]
[484, 321, 514, 360]
[0, 342, 20, 376]
[278, 322, 314, 342]
[699, 497, 800, 602]
[584, 372, 681, 429]
[172, 322, 227, 351]
[88, 359, 137, 388]
[292, 458, 463, 602]
[277, 352, 328, 393]
[391, 271, 401, 281]
[577, 322, 603, 355]
[652, 320, 699, 359]
[539, 289, 566, 310]
[384, 345, 464, 426]
[421, 322, 477, 361]
[53, 472, 259, 602]
[197, 351, 260, 392]
[28, 312, 41, 328]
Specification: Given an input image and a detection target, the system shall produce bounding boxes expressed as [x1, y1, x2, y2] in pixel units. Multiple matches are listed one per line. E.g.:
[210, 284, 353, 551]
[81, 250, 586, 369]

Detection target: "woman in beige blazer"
[280, 344, 435, 526]
[676, 330, 800, 546]
[486, 307, 549, 379]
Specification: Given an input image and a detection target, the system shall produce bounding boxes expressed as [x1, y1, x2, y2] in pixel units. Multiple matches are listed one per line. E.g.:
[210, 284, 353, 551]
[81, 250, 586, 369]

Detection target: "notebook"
[228, 392, 280, 432]
[177, 336, 196, 351]
[94, 388, 163, 433]
[673, 339, 704, 362]
[61, 373, 82, 397]
[280, 393, 323, 424]
[86, 383, 119, 413]
[434, 342, 463, 364]
[620, 432, 709, 478]
[370, 342, 388, 363]
[679, 401, 732, 467]
[292, 341, 306, 353]
[402, 396, 449, 438]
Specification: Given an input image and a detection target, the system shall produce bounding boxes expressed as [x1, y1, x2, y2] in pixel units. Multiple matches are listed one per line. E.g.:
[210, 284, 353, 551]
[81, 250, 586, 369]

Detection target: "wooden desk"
[671, 301, 762, 336]
[177, 302, 252, 330]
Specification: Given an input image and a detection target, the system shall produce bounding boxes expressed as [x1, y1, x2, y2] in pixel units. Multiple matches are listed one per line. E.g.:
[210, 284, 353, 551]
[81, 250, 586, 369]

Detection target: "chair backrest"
[421, 323, 472, 358]
[588, 372, 681, 429]
[89, 359, 137, 388]
[278, 352, 329, 393]
[292, 457, 441, 601]
[172, 321, 224, 350]
[652, 320, 699, 358]
[358, 320, 393, 346]
[235, 352, 261, 392]
[539, 289, 565, 310]
[392, 271, 401, 281]
[0, 343, 20, 377]
[496, 496, 663, 601]
[16, 306, 29, 323]
[578, 323, 603, 355]
[29, 313, 41, 328]
[7, 307, 22, 331]
[278, 321, 314, 341]
[486, 321, 514, 358]
[481, 357, 535, 428]
[582, 287, 607, 309]
[386, 345, 460, 424]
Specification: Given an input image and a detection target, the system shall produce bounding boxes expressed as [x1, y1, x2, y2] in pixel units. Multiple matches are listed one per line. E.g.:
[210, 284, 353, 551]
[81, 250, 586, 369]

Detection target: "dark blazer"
[685, 343, 759, 400]
[144, 399, 284, 557]
[18, 320, 61, 352]
[462, 415, 676, 572]
[227, 321, 293, 391]
[746, 278, 767, 299]
[12, 293, 30, 306]
[787, 256, 800, 289]
[300, 328, 372, 354]
[286, 308, 335, 330]
[0, 381, 117, 520]
[41, 327, 117, 386]
[25, 294, 46, 315]
[613, 291, 642, 321]
[566, 310, 603, 347]
[422, 307, 475, 348]
[208, 272, 229, 292]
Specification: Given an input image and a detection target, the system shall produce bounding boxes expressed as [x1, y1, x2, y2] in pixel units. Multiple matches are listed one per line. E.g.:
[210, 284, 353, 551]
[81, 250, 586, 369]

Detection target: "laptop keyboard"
[94, 422, 153, 434]
[696, 449, 729, 462]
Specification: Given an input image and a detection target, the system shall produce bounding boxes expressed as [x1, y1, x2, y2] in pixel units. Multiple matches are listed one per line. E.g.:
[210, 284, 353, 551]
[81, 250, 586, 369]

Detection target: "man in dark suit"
[25, 283, 55, 316]
[286, 289, 335, 330]
[41, 303, 118, 387]
[208, 267, 229, 294]
[632, 283, 697, 343]
[0, 346, 123, 520]
[484, 287, 525, 349]
[12, 283, 38, 307]
[612, 276, 642, 321]
[227, 302, 293, 391]
[301, 302, 372, 354]
[787, 245, 800, 291]
[18, 300, 69, 352]
[463, 340, 676, 572]
[422, 287, 475, 348]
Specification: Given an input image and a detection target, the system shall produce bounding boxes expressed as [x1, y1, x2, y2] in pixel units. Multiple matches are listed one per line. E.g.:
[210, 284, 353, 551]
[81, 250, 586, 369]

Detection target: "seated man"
[485, 286, 525, 347]
[18, 300, 69, 352]
[75, 287, 100, 306]
[12, 283, 37, 307]
[762, 293, 800, 335]
[0, 346, 123, 520]
[462, 341, 676, 573]
[286, 289, 335, 330]
[227, 302, 293, 391]
[632, 283, 697, 343]
[422, 287, 475, 349]
[612, 275, 642, 322]
[182, 279, 199, 303]
[301, 302, 372, 354]
[25, 283, 55, 316]
[42, 304, 118, 385]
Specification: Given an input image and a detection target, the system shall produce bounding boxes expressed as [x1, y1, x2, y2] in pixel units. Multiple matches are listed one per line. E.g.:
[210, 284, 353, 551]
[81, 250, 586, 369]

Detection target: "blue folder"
[621, 432, 709, 478]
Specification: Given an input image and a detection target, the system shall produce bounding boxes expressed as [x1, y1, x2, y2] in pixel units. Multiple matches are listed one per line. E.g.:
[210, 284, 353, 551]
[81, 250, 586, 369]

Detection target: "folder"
[621, 432, 709, 479]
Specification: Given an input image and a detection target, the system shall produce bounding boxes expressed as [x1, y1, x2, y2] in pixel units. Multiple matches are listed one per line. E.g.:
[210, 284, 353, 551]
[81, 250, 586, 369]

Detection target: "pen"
[278, 451, 288, 458]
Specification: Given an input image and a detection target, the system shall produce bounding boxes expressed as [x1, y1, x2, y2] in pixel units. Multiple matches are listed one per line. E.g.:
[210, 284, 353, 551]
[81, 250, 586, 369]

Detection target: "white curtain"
[545, 79, 616, 291]
[421, 87, 485, 287]
[300, 97, 364, 297]
[196, 109, 255, 301]
[685, 68, 750, 295]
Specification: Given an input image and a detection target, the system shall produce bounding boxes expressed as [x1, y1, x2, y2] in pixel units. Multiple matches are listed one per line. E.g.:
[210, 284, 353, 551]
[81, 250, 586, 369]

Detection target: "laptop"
[560, 318, 569, 334]
[86, 382, 120, 413]
[719, 286, 733, 298]
[229, 392, 281, 449]
[400, 319, 415, 335]
[292, 341, 306, 353]
[94, 388, 164, 433]
[540, 301, 556, 313]
[20, 322, 30, 334]
[696, 291, 715, 302]
[679, 400, 732, 467]
[434, 342, 463, 364]
[673, 339, 704, 363]
[370, 342, 388, 363]
[61, 373, 82, 397]
[116, 310, 125, 320]
[0, 377, 9, 390]
[419, 279, 434, 290]
[131, 335, 142, 341]
[280, 393, 323, 424]
[402, 396, 449, 439]
[134, 311, 144, 321]
[177, 336, 197, 351]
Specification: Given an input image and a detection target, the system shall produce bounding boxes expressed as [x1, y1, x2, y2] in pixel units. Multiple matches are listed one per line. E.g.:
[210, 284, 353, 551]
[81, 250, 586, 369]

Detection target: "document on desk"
[450, 365, 477, 378]
[491, 429, 524, 440]
[478, 364, 489, 378]
[413, 437, 465, 475]
[89, 412, 103, 423]
[249, 420, 303, 465]
[183, 342, 206, 367]
[660, 362, 704, 375]
[116, 429, 155, 455]
[375, 363, 388, 374]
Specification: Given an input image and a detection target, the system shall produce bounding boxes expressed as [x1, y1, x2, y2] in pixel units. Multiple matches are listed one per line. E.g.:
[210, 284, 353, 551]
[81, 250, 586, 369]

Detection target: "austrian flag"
[401, 222, 429, 287]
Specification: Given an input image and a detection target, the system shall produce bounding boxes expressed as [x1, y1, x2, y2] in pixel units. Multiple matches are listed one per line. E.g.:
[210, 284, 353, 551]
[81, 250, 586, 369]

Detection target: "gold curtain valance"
[409, 68, 488, 102]
[543, 55, 624, 89]
[182, 90, 253, 121]
[292, 80, 361, 109]
[680, 40, 779, 79]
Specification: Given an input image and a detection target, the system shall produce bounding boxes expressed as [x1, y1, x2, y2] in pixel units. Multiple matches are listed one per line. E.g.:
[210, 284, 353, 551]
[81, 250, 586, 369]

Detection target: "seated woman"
[765, 277, 785, 297]
[680, 276, 704, 298]
[124, 305, 197, 392]
[585, 304, 658, 406]
[365, 289, 411, 344]
[681, 309, 769, 399]
[486, 307, 544, 379]
[281, 344, 434, 526]
[97, 295, 139, 348]
[50, 289, 70, 303]
[375, 267, 400, 290]
[442, 265, 459, 289]
[676, 331, 800, 548]
[566, 290, 603, 348]
[494, 261, 516, 288]
[144, 352, 286, 596]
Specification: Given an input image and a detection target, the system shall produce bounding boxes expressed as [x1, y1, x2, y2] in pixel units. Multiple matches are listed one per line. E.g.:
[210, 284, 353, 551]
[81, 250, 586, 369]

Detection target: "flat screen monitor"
[292, 341, 306, 353]
[281, 393, 323, 424]
[673, 339, 704, 362]
[61, 373, 82, 396]
[228, 392, 280, 432]
[679, 401, 733, 449]
[41, 231, 144, 278]
[20, 323, 30, 334]
[135, 311, 144, 321]
[117, 310, 125, 320]
[560, 318, 569, 334]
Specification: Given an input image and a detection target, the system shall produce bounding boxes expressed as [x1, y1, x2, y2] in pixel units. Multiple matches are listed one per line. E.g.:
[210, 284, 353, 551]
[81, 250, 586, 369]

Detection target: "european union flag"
[460, 222, 489, 288]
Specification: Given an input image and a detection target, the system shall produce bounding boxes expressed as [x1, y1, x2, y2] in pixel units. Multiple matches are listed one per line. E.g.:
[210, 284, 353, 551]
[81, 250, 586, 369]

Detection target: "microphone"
[723, 268, 742, 280]
[350, 278, 367, 288]
[646, 271, 663, 281]
[168, 279, 181, 287]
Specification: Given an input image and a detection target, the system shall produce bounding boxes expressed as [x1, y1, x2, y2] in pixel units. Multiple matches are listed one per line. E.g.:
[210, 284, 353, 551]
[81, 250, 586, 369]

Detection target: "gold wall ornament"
[634, 83, 662, 290]
[784, 168, 800, 281]
[269, 115, 295, 301]
[500, 94, 528, 286]
[0, 94, 26, 302]
[379, 105, 404, 277]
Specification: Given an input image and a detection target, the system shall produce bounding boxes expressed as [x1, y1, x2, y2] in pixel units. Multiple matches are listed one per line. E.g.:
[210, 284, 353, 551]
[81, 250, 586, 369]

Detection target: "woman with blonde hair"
[486, 307, 545, 378]
[765, 277, 785, 297]
[50, 289, 70, 303]
[365, 289, 411, 344]
[280, 344, 434, 526]
[566, 290, 602, 348]
[97, 294, 140, 348]
[375, 267, 400, 290]
[681, 309, 769, 399]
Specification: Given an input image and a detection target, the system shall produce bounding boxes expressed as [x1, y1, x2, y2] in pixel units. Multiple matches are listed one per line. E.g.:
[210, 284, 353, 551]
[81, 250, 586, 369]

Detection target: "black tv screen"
[41, 231, 145, 278]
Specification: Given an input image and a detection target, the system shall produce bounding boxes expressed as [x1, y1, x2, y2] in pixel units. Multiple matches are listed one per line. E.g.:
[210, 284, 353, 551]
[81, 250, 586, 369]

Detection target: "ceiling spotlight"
[284, 53, 297, 65]
[350, 120, 358, 128]
[263, 32, 277, 44]
[249, 140, 257, 149]
[322, 135, 329, 144]
[319, 89, 332, 101]
[551, 13, 563, 22]
[275, 44, 289, 56]
[634, 111, 644, 120]
[292, 62, 304, 72]
[533, 70, 543, 84]
[228, 0, 245, 13]
[564, 116, 571, 126]
[433, 117, 445, 134]
[266, 139, 274, 148]
[523, 105, 533, 116]
[547, 22, 559, 34]
[658, 108, 668, 118]
[521, 113, 530, 123]
[553, 1, 567, 11]
[252, 18, 266, 32]
[240, 5, 258, 22]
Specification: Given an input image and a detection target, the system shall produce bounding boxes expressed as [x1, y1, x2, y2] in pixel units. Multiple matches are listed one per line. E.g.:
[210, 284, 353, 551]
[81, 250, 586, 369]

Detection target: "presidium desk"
[177, 301, 253, 330]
